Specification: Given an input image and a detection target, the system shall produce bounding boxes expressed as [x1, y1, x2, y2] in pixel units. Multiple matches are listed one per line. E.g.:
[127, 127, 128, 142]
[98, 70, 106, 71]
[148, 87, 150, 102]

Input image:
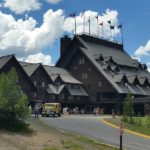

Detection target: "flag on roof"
[107, 20, 111, 24]
[81, 9, 85, 17]
[69, 12, 76, 18]
[118, 24, 122, 28]
[95, 14, 98, 19]
[99, 22, 103, 26]
[110, 26, 114, 29]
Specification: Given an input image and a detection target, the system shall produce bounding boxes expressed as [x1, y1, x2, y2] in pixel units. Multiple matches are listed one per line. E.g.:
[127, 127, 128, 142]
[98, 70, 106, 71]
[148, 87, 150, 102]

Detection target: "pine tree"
[0, 68, 28, 126]
[123, 93, 134, 123]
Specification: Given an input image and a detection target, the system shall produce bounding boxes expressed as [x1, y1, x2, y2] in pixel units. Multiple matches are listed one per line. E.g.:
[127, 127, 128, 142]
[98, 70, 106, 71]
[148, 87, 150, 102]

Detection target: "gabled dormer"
[114, 74, 128, 84]
[127, 75, 140, 85]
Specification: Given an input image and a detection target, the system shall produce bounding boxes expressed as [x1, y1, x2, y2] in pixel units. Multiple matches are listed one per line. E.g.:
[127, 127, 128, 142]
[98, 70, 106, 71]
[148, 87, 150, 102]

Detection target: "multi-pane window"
[51, 95, 55, 100]
[82, 73, 88, 79]
[88, 68, 91, 71]
[79, 58, 85, 64]
[34, 92, 37, 97]
[42, 81, 45, 87]
[37, 81, 42, 86]
[34, 81, 37, 86]
[59, 94, 64, 100]
[98, 81, 103, 87]
[68, 95, 73, 100]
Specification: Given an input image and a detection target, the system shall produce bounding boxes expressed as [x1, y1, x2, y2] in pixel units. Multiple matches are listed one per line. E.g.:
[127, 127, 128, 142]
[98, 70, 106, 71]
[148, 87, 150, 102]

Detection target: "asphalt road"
[41, 115, 150, 150]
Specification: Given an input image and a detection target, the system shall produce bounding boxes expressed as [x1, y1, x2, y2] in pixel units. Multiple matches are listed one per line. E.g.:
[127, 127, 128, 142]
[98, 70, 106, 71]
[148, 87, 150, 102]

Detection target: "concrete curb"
[101, 119, 150, 139]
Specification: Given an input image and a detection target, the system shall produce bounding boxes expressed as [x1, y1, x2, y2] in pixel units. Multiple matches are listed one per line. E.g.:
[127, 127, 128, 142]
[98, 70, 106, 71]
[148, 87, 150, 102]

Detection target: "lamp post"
[120, 122, 124, 150]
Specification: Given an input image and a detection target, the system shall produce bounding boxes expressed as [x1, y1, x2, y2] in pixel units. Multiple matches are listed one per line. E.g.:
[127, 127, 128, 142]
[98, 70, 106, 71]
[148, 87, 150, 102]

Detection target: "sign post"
[120, 122, 124, 150]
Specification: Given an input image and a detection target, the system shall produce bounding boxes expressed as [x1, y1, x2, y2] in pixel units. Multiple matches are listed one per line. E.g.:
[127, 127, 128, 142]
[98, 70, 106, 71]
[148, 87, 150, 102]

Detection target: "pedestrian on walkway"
[34, 104, 40, 118]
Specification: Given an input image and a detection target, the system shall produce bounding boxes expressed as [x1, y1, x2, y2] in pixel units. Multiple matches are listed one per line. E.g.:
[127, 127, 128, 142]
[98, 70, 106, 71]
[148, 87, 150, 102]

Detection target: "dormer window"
[42, 81, 45, 87]
[79, 58, 85, 64]
[82, 73, 88, 79]
[34, 81, 37, 86]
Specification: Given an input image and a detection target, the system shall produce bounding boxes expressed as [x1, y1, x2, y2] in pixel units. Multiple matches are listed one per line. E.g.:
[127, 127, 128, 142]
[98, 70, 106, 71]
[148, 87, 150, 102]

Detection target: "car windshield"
[45, 104, 59, 107]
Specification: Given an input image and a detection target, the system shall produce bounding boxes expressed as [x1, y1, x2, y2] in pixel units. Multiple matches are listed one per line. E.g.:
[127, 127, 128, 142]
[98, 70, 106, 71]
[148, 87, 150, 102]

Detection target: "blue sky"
[0, 0, 150, 70]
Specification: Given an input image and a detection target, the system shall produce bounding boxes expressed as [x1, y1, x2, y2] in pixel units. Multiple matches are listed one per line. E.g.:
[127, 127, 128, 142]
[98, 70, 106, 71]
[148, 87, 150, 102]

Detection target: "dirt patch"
[0, 117, 64, 150]
[0, 117, 119, 150]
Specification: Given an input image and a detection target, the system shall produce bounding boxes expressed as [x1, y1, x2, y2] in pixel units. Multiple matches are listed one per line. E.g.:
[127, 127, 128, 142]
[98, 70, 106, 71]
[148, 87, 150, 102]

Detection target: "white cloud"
[64, 9, 120, 39]
[21, 53, 53, 65]
[131, 56, 141, 62]
[135, 40, 150, 57]
[3, 0, 41, 14]
[46, 0, 62, 4]
[0, 9, 120, 63]
[0, 9, 64, 57]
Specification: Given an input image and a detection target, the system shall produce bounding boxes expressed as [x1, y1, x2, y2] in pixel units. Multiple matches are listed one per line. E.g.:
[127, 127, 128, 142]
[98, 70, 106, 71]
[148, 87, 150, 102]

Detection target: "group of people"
[28, 104, 41, 118]
[93, 107, 104, 115]
[62, 107, 85, 115]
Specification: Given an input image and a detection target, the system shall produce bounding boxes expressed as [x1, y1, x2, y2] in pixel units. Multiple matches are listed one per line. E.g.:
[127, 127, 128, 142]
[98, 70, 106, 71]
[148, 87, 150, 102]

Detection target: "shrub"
[0, 68, 29, 130]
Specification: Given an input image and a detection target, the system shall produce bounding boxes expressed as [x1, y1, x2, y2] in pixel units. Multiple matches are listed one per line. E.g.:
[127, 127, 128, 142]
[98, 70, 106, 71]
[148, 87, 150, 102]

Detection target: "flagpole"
[84, 12, 85, 33]
[97, 18, 99, 36]
[121, 24, 124, 46]
[81, 10, 85, 33]
[88, 17, 90, 35]
[75, 16, 76, 35]
[102, 22, 104, 38]
[113, 27, 115, 41]
[96, 14, 99, 36]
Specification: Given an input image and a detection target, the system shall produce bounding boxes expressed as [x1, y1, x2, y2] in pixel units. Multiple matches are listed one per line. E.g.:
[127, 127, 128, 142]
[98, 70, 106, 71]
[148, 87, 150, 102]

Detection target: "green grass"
[75, 136, 119, 150]
[61, 140, 84, 150]
[43, 148, 60, 150]
[105, 117, 150, 136]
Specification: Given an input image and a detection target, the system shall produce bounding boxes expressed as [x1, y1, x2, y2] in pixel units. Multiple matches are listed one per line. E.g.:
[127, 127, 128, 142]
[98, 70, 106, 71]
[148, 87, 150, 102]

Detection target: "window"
[37, 81, 42, 86]
[88, 68, 91, 71]
[74, 84, 79, 89]
[59, 94, 64, 100]
[82, 73, 88, 79]
[56, 82, 60, 86]
[67, 84, 71, 88]
[51, 95, 55, 100]
[34, 92, 37, 97]
[42, 81, 45, 87]
[68, 96, 73, 100]
[79, 58, 85, 64]
[34, 81, 37, 86]
[98, 81, 103, 87]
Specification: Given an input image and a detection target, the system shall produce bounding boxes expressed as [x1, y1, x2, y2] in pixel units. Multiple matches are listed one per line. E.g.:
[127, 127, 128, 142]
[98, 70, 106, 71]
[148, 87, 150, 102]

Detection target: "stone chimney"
[60, 35, 72, 57]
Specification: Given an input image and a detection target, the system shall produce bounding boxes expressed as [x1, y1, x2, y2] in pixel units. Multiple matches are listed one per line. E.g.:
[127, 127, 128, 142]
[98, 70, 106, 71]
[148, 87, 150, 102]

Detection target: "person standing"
[34, 105, 40, 118]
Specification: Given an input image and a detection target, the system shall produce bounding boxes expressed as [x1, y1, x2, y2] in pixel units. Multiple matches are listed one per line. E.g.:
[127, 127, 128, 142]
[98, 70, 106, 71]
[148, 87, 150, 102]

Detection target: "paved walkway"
[41, 115, 150, 150]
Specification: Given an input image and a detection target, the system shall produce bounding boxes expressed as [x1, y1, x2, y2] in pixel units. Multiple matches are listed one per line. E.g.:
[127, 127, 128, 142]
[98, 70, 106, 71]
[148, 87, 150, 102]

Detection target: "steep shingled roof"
[44, 65, 82, 84]
[76, 34, 150, 95]
[56, 34, 150, 95]
[20, 62, 41, 77]
[47, 84, 88, 96]
[0, 55, 14, 69]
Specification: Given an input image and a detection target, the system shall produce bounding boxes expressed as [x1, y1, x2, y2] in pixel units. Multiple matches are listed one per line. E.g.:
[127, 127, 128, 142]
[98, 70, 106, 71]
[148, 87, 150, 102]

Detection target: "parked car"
[42, 103, 61, 117]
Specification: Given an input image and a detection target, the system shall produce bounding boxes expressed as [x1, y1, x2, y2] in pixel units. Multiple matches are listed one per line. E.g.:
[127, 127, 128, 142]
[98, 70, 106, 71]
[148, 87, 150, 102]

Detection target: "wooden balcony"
[134, 97, 150, 103]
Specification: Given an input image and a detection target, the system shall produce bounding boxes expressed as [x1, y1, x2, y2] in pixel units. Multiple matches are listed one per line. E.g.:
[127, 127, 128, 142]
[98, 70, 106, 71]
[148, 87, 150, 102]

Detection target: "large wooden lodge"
[56, 34, 150, 114]
[0, 34, 150, 114]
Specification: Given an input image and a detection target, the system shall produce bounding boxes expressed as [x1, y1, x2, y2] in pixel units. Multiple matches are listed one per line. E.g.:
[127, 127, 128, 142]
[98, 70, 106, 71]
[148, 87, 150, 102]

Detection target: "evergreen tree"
[123, 93, 134, 123]
[0, 68, 28, 126]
